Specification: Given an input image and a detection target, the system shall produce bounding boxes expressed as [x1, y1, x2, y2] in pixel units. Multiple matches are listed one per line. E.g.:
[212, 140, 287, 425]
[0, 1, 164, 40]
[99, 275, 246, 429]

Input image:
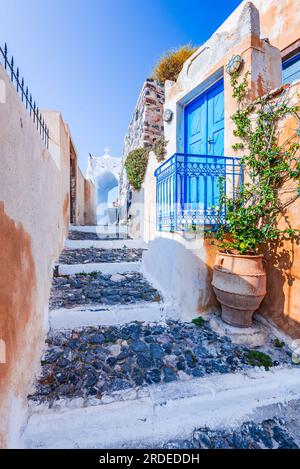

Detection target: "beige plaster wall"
[84, 179, 97, 225]
[42, 118, 95, 228]
[0, 64, 70, 448]
[76, 167, 86, 225]
[42, 110, 71, 237]
[76, 167, 96, 226]
[219, 0, 300, 53]
[258, 82, 300, 338]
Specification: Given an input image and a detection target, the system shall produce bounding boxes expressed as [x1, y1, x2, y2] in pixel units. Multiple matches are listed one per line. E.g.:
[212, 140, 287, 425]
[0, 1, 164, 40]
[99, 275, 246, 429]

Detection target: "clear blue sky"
[0, 0, 241, 173]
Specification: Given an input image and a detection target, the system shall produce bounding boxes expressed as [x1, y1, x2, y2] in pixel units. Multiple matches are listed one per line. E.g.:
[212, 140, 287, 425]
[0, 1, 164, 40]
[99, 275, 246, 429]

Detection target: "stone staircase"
[21, 226, 300, 448]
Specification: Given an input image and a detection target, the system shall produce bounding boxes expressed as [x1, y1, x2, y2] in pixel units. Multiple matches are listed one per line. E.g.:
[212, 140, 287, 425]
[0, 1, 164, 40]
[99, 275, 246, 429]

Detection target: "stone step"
[49, 302, 178, 330]
[22, 367, 300, 448]
[65, 239, 147, 250]
[58, 247, 144, 265]
[158, 414, 300, 449]
[49, 271, 161, 311]
[57, 261, 141, 276]
[68, 231, 130, 241]
[70, 225, 128, 235]
[29, 317, 294, 410]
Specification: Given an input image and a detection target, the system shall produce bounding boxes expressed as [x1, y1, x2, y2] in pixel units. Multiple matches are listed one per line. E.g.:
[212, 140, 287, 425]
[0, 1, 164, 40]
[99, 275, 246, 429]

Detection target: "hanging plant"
[215, 72, 300, 255]
[125, 148, 149, 191]
[152, 136, 169, 162]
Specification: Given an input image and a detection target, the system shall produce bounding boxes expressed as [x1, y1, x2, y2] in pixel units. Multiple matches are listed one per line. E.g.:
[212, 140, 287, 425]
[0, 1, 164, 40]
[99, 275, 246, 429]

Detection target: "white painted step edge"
[58, 261, 141, 276]
[22, 367, 300, 449]
[50, 302, 179, 330]
[70, 225, 128, 234]
[65, 239, 148, 250]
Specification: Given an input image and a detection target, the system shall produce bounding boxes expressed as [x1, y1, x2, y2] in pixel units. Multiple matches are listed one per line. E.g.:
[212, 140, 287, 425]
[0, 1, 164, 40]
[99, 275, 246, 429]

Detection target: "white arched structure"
[86, 147, 122, 225]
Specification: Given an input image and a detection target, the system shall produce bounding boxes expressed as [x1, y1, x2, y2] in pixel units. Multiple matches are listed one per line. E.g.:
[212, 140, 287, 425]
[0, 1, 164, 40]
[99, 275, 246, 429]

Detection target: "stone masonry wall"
[123, 78, 165, 155]
[119, 79, 165, 236]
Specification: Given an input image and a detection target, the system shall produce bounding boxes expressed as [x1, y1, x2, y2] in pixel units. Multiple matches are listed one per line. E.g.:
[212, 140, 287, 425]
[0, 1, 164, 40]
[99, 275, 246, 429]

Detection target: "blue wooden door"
[184, 80, 224, 218]
[185, 80, 224, 156]
[207, 82, 224, 156]
[184, 93, 207, 155]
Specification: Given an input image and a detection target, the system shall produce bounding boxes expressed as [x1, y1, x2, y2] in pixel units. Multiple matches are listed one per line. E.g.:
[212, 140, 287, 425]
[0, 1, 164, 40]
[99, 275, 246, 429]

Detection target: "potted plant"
[212, 72, 300, 327]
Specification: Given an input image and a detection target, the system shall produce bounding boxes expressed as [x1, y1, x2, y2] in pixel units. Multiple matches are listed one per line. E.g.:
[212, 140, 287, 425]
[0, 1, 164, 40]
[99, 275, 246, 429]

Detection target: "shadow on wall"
[127, 188, 144, 239]
[143, 232, 300, 336]
[142, 235, 220, 320]
[259, 236, 300, 339]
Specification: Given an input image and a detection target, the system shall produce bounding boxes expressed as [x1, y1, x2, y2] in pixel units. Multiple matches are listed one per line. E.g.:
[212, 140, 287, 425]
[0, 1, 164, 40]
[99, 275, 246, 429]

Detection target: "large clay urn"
[212, 252, 267, 327]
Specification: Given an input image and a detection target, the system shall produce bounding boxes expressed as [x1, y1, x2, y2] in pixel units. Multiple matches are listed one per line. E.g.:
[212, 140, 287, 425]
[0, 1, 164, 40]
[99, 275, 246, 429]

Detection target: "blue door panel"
[207, 83, 224, 156]
[211, 128, 224, 157]
[184, 80, 224, 216]
[185, 80, 224, 156]
[283, 53, 300, 84]
[185, 94, 207, 155]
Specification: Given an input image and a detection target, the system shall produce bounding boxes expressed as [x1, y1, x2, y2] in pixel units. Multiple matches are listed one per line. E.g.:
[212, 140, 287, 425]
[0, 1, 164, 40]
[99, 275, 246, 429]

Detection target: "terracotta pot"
[212, 252, 267, 327]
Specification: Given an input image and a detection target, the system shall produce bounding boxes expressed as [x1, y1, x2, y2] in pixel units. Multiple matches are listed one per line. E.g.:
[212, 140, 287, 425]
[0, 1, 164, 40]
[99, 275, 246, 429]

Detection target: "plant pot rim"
[217, 251, 264, 259]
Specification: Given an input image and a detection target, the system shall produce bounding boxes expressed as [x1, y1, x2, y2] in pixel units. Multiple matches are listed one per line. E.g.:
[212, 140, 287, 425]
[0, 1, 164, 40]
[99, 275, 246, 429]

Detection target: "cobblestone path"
[50, 272, 161, 309]
[25, 227, 300, 449]
[67, 230, 130, 241]
[149, 418, 299, 449]
[30, 319, 292, 404]
[59, 247, 143, 264]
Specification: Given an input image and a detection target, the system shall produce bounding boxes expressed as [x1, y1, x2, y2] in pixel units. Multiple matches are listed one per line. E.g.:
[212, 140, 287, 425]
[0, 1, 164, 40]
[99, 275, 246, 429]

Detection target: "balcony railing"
[154, 153, 243, 232]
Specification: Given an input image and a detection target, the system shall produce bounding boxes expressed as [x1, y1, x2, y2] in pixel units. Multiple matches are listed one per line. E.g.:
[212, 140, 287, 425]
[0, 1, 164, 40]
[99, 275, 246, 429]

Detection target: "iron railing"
[155, 153, 243, 232]
[0, 43, 49, 148]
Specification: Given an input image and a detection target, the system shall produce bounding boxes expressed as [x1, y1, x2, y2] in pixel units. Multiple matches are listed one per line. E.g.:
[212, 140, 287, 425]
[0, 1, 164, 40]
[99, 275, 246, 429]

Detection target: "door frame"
[183, 78, 224, 155]
[282, 51, 300, 84]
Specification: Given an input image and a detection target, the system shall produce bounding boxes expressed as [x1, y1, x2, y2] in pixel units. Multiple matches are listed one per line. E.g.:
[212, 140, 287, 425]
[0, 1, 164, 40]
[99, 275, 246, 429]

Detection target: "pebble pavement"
[50, 271, 161, 309]
[28, 229, 300, 449]
[29, 319, 294, 405]
[152, 418, 299, 449]
[59, 247, 144, 265]
[68, 231, 129, 241]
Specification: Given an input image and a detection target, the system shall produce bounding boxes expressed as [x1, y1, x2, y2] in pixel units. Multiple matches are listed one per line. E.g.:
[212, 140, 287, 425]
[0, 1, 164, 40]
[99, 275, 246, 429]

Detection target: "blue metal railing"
[154, 153, 243, 232]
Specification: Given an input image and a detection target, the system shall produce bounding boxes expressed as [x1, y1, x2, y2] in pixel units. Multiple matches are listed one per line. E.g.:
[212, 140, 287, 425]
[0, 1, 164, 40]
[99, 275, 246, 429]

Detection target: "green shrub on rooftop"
[152, 44, 198, 83]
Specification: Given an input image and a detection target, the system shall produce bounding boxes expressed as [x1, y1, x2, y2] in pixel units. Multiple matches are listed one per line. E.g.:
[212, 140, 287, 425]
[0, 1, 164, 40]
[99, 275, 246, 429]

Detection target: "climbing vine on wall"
[152, 136, 169, 162]
[125, 148, 149, 191]
[216, 71, 300, 254]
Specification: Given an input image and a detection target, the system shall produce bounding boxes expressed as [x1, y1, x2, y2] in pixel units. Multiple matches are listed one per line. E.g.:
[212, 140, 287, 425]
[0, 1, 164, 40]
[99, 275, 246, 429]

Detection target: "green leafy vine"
[215, 71, 300, 254]
[152, 136, 169, 162]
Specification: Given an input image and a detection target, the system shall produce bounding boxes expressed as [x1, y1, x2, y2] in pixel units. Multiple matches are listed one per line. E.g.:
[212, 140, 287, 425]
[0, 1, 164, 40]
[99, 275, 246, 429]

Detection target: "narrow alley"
[22, 226, 300, 449]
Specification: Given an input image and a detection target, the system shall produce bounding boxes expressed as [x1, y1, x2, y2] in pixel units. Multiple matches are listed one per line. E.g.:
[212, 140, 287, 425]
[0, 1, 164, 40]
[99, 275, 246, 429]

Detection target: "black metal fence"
[0, 43, 49, 148]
